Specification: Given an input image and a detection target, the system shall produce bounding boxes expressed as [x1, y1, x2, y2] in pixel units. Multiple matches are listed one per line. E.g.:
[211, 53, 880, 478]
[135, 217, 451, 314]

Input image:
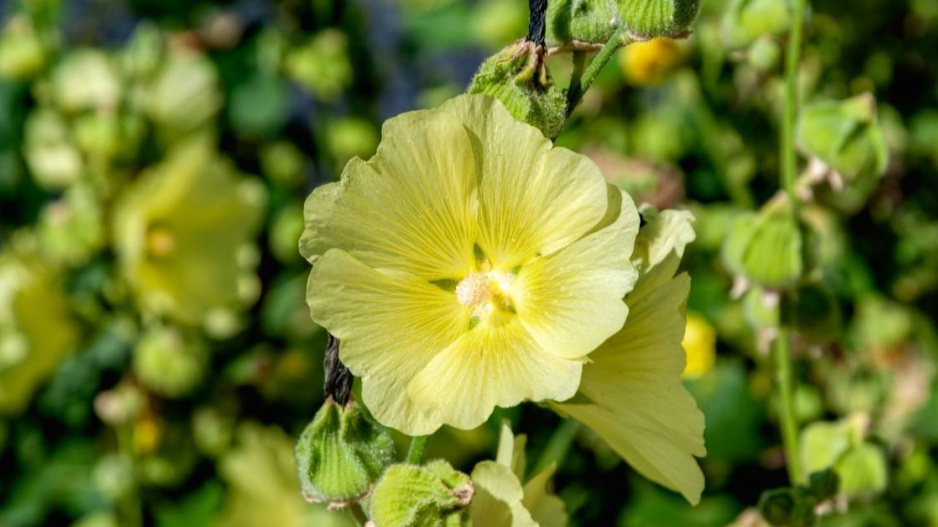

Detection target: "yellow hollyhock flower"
[301, 94, 640, 436]
[114, 139, 265, 328]
[551, 207, 706, 504]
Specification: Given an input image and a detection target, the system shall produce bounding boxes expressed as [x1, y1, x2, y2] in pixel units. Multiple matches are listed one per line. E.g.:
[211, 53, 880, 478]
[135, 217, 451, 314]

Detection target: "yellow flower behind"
[682, 312, 717, 378]
[619, 38, 686, 87]
[113, 139, 265, 328]
[301, 94, 639, 436]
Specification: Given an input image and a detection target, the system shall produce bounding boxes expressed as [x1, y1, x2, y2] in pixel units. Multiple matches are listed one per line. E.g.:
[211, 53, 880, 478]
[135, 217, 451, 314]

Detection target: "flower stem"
[530, 419, 580, 477]
[406, 435, 429, 465]
[775, 0, 807, 487]
[773, 330, 804, 484]
[781, 0, 807, 204]
[565, 27, 630, 117]
[348, 503, 369, 526]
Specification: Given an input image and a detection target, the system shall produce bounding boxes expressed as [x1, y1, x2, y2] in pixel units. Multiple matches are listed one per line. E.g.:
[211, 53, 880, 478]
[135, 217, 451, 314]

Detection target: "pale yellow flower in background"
[113, 139, 265, 328]
[683, 312, 717, 378]
[300, 94, 640, 436]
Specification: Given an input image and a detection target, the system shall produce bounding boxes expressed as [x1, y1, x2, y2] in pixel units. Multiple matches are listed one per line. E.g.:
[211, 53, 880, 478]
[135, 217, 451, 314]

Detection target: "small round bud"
[132, 326, 206, 399]
[469, 40, 566, 139]
[0, 17, 48, 81]
[758, 488, 795, 526]
[722, 195, 805, 290]
[621, 0, 700, 40]
[797, 93, 889, 181]
[807, 468, 840, 502]
[94, 383, 146, 426]
[295, 398, 396, 507]
[748, 37, 781, 72]
[369, 460, 474, 527]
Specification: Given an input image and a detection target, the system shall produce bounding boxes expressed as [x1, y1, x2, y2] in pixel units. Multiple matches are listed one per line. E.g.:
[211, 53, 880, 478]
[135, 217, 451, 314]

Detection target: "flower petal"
[407, 318, 582, 431]
[300, 108, 478, 280]
[469, 461, 538, 527]
[514, 188, 639, 359]
[551, 267, 706, 504]
[441, 95, 609, 269]
[306, 249, 468, 435]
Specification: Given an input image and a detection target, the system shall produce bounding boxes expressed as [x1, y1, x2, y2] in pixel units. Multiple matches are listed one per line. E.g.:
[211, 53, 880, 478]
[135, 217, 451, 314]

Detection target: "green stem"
[406, 435, 429, 465]
[530, 419, 580, 477]
[781, 0, 807, 204]
[348, 503, 369, 526]
[773, 330, 804, 484]
[774, 0, 807, 488]
[565, 27, 630, 117]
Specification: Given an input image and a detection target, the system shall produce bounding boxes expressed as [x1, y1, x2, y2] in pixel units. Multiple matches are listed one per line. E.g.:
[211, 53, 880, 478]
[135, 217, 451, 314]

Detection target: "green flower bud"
[270, 203, 305, 265]
[192, 404, 237, 457]
[260, 141, 306, 189]
[295, 398, 396, 506]
[286, 29, 353, 102]
[548, 0, 699, 45]
[620, 0, 700, 40]
[797, 93, 889, 180]
[133, 326, 206, 399]
[369, 460, 474, 527]
[722, 196, 805, 290]
[468, 40, 566, 139]
[781, 282, 842, 344]
[0, 17, 48, 81]
[121, 22, 163, 80]
[722, 0, 791, 50]
[92, 453, 135, 501]
[758, 488, 795, 526]
[807, 468, 840, 502]
[23, 108, 83, 190]
[547, 0, 619, 45]
[52, 49, 122, 113]
[327, 118, 379, 168]
[143, 48, 222, 139]
[748, 37, 781, 72]
[37, 183, 105, 266]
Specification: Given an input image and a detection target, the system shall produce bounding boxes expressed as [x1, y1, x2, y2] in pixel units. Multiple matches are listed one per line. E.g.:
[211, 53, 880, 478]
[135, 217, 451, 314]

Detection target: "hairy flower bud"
[797, 93, 889, 181]
[722, 196, 805, 290]
[369, 460, 474, 527]
[620, 0, 700, 40]
[468, 40, 566, 139]
[295, 398, 396, 507]
[547, 0, 699, 45]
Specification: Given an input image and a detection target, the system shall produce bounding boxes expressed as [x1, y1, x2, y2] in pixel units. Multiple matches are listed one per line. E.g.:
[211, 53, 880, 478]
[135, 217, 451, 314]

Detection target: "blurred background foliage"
[0, 0, 937, 525]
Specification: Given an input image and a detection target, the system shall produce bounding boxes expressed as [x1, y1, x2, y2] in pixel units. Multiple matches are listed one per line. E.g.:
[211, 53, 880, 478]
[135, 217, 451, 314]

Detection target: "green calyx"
[468, 40, 566, 139]
[369, 460, 474, 527]
[547, 0, 699, 45]
[295, 398, 396, 507]
[797, 93, 889, 180]
[722, 195, 805, 290]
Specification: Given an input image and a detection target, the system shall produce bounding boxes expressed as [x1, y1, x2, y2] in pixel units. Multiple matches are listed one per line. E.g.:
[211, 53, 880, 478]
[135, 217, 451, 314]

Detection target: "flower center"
[455, 271, 514, 316]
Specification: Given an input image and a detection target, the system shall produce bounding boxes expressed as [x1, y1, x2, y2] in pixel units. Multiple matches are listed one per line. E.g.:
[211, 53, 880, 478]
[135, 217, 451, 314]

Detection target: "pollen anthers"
[455, 266, 515, 318]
